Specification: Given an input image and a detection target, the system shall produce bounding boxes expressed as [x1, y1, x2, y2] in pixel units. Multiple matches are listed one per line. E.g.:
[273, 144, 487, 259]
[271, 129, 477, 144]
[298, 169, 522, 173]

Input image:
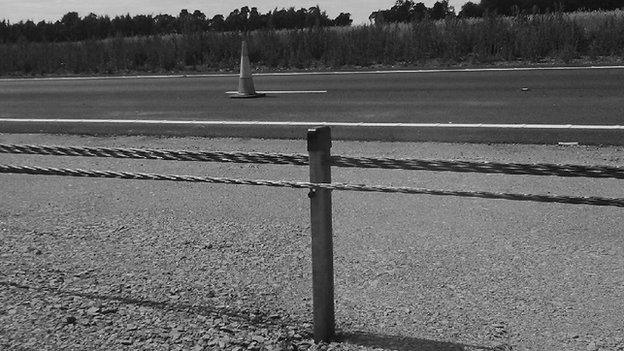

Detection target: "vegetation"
[370, 0, 624, 22]
[2, 1, 623, 44]
[0, 7, 351, 44]
[470, 0, 624, 17]
[1, 5, 624, 76]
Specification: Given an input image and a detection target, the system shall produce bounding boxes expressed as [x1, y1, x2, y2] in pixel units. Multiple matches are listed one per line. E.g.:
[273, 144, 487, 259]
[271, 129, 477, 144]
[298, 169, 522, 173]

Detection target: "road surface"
[1, 67, 624, 125]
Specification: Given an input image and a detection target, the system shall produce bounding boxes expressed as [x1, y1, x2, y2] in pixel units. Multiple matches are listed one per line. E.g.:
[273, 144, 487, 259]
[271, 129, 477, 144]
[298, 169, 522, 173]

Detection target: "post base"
[230, 93, 266, 99]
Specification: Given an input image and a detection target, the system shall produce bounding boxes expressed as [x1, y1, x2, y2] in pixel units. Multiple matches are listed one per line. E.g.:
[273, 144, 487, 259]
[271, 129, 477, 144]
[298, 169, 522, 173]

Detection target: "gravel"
[1, 133, 623, 351]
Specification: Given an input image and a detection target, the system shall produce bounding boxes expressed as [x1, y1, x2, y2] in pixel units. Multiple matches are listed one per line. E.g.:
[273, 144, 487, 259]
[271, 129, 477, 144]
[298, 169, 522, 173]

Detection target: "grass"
[1, 10, 624, 76]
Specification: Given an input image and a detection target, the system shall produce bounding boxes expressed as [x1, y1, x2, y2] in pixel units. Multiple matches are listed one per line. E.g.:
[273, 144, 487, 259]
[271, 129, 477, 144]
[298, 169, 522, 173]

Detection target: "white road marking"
[0, 74, 226, 82]
[225, 90, 327, 94]
[2, 119, 623, 130]
[1, 65, 623, 82]
[255, 65, 624, 76]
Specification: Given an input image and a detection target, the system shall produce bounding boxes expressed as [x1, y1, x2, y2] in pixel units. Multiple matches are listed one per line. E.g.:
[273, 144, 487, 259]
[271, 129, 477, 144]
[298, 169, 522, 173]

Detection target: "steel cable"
[1, 143, 622, 179]
[1, 164, 623, 207]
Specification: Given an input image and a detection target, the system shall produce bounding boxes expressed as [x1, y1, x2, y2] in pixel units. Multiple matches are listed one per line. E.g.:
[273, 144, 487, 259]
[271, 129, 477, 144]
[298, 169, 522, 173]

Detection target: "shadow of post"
[0, 281, 285, 328]
[1, 281, 508, 351]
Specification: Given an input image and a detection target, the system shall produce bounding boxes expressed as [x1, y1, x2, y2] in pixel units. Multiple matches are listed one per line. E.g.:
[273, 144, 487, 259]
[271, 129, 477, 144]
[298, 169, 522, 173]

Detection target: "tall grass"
[1, 10, 623, 76]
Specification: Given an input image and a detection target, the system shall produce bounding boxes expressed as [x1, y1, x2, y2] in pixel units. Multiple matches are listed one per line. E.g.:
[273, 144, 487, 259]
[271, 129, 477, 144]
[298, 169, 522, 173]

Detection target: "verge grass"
[1, 10, 623, 76]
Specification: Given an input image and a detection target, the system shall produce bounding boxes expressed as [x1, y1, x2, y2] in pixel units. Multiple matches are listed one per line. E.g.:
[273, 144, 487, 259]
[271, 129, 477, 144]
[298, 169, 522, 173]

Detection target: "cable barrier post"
[307, 126, 335, 342]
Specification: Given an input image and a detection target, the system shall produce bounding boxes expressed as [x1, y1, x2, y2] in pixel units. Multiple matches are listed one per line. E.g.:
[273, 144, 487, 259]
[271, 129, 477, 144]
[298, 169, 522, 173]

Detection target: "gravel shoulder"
[1, 134, 623, 351]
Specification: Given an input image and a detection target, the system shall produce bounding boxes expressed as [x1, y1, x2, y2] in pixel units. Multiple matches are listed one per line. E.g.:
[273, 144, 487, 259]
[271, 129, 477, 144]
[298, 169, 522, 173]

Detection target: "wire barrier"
[1, 164, 623, 208]
[1, 143, 623, 207]
[2, 143, 623, 179]
[1, 127, 623, 342]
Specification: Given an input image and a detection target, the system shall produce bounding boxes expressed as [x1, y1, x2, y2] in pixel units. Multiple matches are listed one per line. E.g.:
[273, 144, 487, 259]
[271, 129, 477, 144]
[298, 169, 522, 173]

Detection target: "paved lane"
[1, 68, 623, 125]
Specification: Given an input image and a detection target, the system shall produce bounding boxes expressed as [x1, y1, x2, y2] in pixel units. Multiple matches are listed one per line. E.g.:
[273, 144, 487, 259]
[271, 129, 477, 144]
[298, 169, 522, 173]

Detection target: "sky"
[1, 0, 469, 25]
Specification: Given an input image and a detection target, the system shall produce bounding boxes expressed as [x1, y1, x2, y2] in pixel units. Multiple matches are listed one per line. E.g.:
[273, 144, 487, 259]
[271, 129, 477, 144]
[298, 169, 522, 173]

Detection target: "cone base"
[230, 92, 266, 99]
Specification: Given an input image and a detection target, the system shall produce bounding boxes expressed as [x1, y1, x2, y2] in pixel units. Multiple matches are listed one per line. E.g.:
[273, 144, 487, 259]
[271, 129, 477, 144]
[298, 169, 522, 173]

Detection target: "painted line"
[0, 74, 235, 82]
[225, 90, 327, 94]
[2, 119, 624, 130]
[2, 65, 623, 82]
[255, 65, 624, 76]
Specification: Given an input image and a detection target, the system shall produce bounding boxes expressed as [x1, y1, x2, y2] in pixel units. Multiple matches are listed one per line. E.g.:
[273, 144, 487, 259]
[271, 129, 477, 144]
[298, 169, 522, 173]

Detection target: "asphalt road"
[1, 68, 624, 125]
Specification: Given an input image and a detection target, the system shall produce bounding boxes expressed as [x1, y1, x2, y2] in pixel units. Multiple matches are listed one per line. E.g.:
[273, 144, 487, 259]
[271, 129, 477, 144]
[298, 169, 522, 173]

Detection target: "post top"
[307, 126, 332, 151]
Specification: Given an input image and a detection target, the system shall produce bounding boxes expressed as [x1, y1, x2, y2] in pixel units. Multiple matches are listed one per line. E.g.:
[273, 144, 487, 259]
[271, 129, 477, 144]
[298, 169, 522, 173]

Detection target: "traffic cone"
[230, 41, 265, 99]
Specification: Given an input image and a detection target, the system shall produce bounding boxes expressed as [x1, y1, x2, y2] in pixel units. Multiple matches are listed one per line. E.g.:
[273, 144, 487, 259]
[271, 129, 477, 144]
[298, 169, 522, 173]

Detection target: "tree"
[459, 1, 484, 17]
[96, 15, 112, 39]
[154, 14, 176, 34]
[389, 0, 414, 22]
[81, 13, 99, 39]
[0, 20, 7, 43]
[480, 0, 515, 15]
[0, 5, 349, 43]
[133, 15, 154, 36]
[178, 9, 193, 33]
[305, 6, 332, 27]
[22, 20, 39, 42]
[60, 12, 81, 40]
[248, 7, 265, 30]
[240, 6, 251, 30]
[209, 14, 225, 31]
[192, 10, 208, 31]
[369, 0, 457, 24]
[111, 14, 134, 36]
[411, 2, 429, 21]
[430, 1, 453, 20]
[334, 13, 353, 26]
[225, 9, 243, 31]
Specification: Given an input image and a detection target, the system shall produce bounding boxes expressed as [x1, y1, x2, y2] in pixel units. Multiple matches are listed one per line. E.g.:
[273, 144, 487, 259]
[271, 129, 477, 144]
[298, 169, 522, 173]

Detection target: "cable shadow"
[338, 331, 499, 351]
[2, 281, 506, 350]
[0, 280, 289, 329]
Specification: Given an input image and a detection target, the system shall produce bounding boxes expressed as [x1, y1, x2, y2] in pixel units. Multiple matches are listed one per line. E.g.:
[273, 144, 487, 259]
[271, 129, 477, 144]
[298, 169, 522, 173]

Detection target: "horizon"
[0, 1, 469, 25]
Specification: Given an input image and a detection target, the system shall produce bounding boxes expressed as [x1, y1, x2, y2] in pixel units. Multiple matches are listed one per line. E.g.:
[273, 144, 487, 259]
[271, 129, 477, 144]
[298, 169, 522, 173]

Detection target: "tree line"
[370, 0, 624, 22]
[0, 6, 352, 44]
[2, 0, 623, 44]
[2, 9, 623, 76]
[477, 0, 624, 16]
